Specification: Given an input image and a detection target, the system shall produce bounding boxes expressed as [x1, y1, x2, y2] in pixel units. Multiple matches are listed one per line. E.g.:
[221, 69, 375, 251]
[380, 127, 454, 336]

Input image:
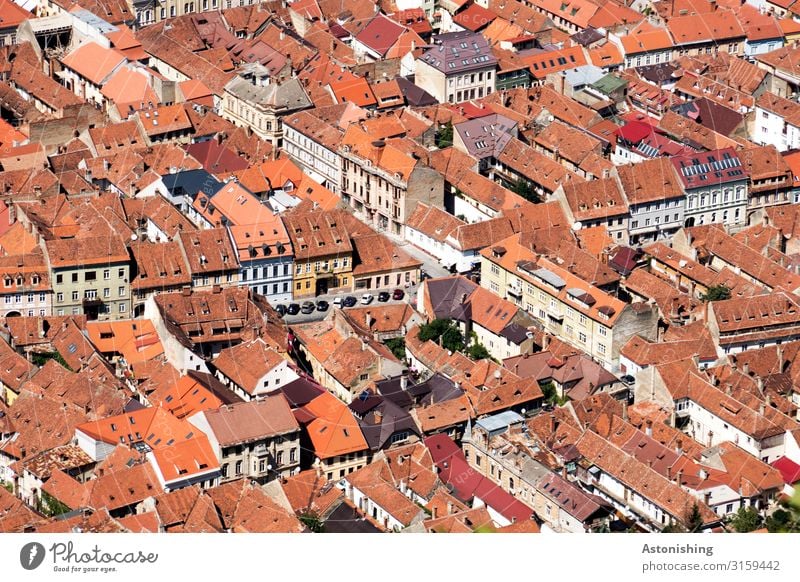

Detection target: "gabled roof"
[197, 394, 299, 446]
[354, 14, 406, 57]
[298, 391, 368, 458]
[667, 11, 746, 45]
[60, 42, 126, 85]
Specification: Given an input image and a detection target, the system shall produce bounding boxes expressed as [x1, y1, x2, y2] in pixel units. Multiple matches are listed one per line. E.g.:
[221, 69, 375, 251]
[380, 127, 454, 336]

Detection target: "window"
[290, 448, 296, 463]
[103, 288, 110, 298]
[119, 286, 126, 297]
[103, 269, 110, 280]
[85, 271, 96, 282]
[119, 303, 127, 313]
[277, 451, 284, 466]
[578, 332, 587, 343]
[235, 461, 242, 476]
[71, 291, 79, 301]
[598, 343, 606, 355]
[490, 263, 499, 275]
[56, 274, 63, 284]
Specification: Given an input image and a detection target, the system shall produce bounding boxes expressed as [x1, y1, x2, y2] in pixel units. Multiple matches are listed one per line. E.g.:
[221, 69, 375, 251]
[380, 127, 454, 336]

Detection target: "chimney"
[365, 310, 372, 328]
[373, 409, 383, 424]
[212, 285, 221, 294]
[431, 506, 437, 519]
[675, 438, 683, 455]
[446, 501, 453, 515]
[181, 286, 191, 296]
[676, 469, 683, 485]
[622, 400, 628, 422]
[542, 335, 550, 350]
[645, 419, 653, 437]
[760, 401, 766, 415]
[667, 465, 671, 480]
[743, 362, 750, 376]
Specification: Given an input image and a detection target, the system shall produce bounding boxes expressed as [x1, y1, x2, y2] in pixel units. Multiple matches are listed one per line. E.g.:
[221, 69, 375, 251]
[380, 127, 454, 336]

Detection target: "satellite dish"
[571, 222, 582, 231]
[131, 233, 138, 241]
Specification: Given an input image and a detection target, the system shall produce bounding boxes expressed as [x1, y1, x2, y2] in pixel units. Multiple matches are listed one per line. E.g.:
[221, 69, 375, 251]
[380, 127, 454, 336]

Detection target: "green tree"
[419, 319, 464, 352]
[765, 487, 800, 532]
[702, 284, 731, 302]
[437, 121, 453, 148]
[299, 511, 325, 533]
[467, 342, 491, 361]
[511, 178, 540, 203]
[541, 381, 557, 403]
[384, 338, 406, 360]
[31, 351, 73, 371]
[37, 490, 71, 518]
[418, 319, 453, 342]
[729, 506, 763, 533]
[441, 326, 465, 353]
[765, 509, 793, 532]
[686, 502, 704, 533]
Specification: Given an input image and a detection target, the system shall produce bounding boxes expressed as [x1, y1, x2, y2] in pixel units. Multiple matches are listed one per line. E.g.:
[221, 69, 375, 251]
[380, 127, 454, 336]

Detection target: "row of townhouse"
[479, 233, 659, 370]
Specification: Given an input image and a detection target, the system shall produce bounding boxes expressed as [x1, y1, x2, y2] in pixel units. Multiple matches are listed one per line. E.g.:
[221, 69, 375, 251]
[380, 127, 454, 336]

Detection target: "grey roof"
[324, 502, 382, 533]
[532, 268, 565, 289]
[475, 410, 523, 435]
[419, 30, 497, 75]
[636, 63, 677, 85]
[225, 75, 312, 113]
[424, 276, 478, 321]
[279, 376, 326, 408]
[570, 27, 603, 47]
[499, 322, 530, 345]
[376, 373, 463, 408]
[562, 65, 604, 88]
[454, 113, 516, 159]
[162, 169, 223, 198]
[356, 399, 420, 452]
[396, 76, 437, 106]
[72, 9, 117, 33]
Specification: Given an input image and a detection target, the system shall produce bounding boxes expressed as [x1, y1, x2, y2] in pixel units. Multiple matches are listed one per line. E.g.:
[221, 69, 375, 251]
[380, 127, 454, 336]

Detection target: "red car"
[392, 289, 405, 300]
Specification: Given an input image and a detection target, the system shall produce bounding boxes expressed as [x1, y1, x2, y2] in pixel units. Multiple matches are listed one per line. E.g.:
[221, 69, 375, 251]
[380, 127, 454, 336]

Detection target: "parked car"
[274, 304, 287, 317]
[342, 296, 358, 308]
[300, 301, 316, 314]
[316, 300, 329, 311]
[360, 293, 374, 305]
[392, 289, 405, 300]
[377, 291, 390, 302]
[333, 296, 343, 307]
[286, 303, 300, 315]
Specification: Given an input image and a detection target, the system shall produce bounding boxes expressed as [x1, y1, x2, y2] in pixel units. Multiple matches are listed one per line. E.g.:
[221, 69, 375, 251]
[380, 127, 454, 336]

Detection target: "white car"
[333, 296, 343, 307]
[360, 293, 374, 305]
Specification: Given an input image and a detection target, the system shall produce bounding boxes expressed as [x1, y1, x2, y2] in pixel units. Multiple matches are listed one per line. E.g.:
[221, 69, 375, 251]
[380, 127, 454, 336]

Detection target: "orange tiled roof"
[299, 391, 368, 458]
[60, 42, 126, 85]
